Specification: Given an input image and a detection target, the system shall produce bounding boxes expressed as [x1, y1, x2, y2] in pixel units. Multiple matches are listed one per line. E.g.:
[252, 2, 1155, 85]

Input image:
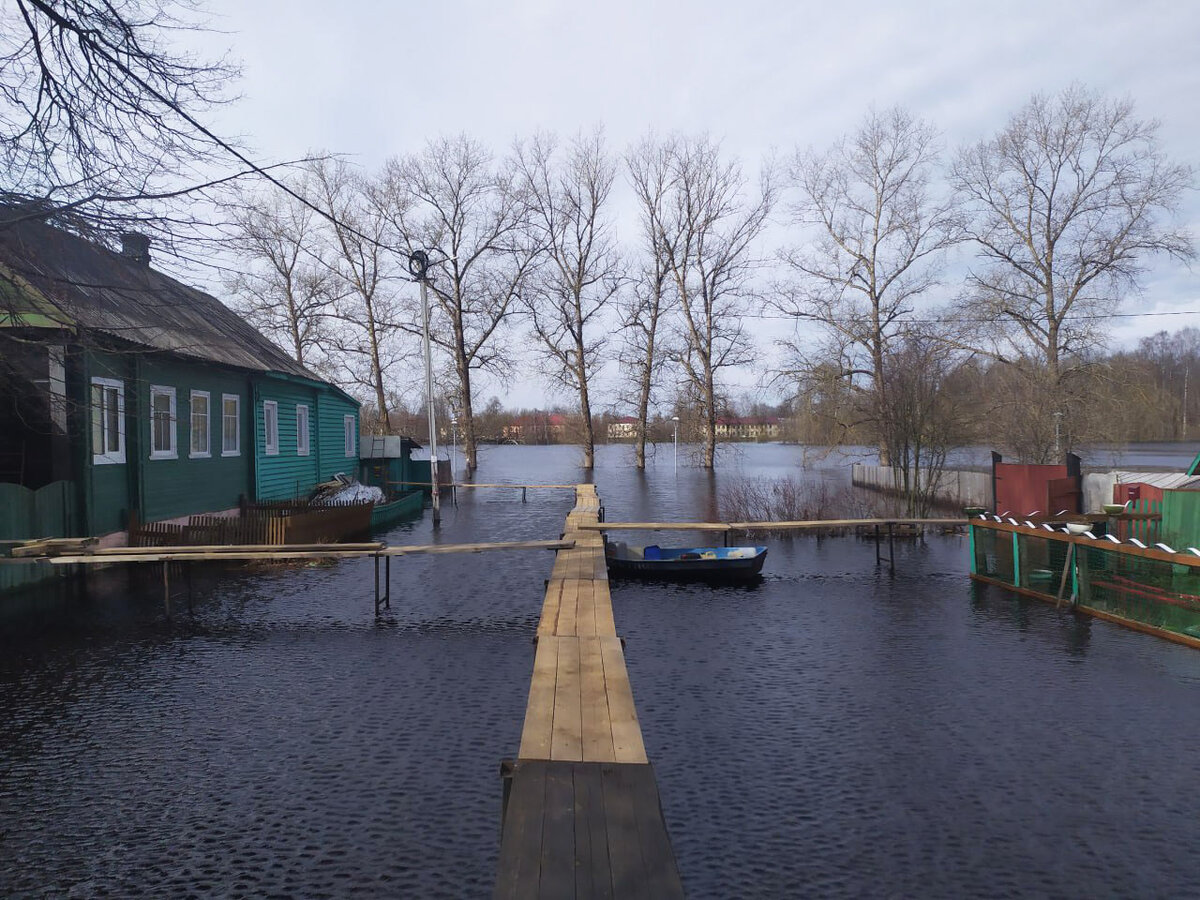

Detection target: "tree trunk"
[579, 371, 595, 469]
[702, 363, 717, 469]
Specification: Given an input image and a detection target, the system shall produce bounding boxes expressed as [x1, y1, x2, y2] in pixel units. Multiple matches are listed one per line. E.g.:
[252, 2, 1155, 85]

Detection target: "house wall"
[137, 357, 253, 522]
[254, 377, 359, 501]
[317, 390, 359, 481]
[84, 348, 135, 535]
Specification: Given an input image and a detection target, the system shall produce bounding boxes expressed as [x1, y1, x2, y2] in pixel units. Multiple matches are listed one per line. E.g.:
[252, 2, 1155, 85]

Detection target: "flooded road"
[2, 444, 1198, 897]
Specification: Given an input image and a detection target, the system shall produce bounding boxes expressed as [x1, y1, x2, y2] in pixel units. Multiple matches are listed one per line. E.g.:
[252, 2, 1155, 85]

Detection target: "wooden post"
[384, 555, 391, 609]
[522, 487, 527, 503]
[888, 523, 895, 575]
[1056, 543, 1075, 609]
[874, 524, 881, 564]
[374, 554, 381, 616]
[162, 561, 171, 617]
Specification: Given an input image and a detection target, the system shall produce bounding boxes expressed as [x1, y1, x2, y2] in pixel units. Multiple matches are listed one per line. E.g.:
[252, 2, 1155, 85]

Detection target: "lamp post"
[672, 415, 680, 474]
[409, 250, 440, 528]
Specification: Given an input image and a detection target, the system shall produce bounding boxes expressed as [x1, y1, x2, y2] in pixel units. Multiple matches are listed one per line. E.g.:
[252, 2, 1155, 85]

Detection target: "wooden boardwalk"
[495, 485, 684, 899]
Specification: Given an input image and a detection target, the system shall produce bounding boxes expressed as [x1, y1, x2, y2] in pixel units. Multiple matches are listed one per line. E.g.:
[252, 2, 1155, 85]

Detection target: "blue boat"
[605, 541, 767, 582]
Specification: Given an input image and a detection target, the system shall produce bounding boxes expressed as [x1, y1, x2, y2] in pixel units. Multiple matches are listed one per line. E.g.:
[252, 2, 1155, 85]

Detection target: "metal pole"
[672, 416, 679, 474]
[421, 277, 441, 528]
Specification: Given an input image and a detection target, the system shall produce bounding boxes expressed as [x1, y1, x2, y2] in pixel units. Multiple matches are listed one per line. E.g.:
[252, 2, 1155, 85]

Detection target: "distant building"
[714, 416, 781, 441]
[607, 416, 639, 440]
[503, 411, 570, 444]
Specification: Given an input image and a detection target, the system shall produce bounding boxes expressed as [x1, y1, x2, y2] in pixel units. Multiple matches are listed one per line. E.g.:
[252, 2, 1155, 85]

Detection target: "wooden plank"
[573, 763, 614, 900]
[537, 579, 564, 636]
[599, 637, 647, 764]
[45, 539, 574, 566]
[577, 517, 969, 532]
[494, 761, 548, 899]
[551, 638, 583, 762]
[538, 763, 577, 899]
[558, 579, 579, 637]
[579, 637, 614, 763]
[623, 764, 685, 898]
[90, 541, 386, 555]
[575, 579, 596, 638]
[593, 583, 616, 637]
[518, 638, 560, 760]
[599, 764, 652, 900]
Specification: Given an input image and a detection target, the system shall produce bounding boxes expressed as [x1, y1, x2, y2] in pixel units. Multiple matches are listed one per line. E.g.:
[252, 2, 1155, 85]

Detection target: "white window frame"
[263, 400, 279, 456]
[189, 390, 211, 458]
[91, 377, 126, 465]
[296, 404, 310, 456]
[149, 385, 177, 460]
[221, 394, 240, 457]
[344, 414, 356, 457]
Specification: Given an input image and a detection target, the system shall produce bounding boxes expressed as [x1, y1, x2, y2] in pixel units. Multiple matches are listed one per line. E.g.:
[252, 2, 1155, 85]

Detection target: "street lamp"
[672, 415, 680, 474]
[409, 250, 440, 528]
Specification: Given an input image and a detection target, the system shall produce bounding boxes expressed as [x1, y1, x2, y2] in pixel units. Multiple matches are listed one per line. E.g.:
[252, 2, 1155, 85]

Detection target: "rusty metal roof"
[0, 216, 313, 379]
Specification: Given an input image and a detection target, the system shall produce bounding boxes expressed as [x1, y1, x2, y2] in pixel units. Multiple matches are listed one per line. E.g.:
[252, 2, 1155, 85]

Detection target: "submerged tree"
[779, 106, 959, 465]
[622, 136, 675, 469]
[952, 85, 1193, 458]
[378, 135, 536, 474]
[516, 130, 622, 469]
[653, 135, 774, 468]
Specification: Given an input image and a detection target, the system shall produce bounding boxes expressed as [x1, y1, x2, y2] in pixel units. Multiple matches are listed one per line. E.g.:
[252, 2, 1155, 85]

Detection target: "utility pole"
[409, 250, 440, 528]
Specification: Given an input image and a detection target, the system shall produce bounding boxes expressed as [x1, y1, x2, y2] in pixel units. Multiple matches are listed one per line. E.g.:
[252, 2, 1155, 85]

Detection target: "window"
[90, 377, 125, 465]
[344, 415, 356, 457]
[222, 394, 240, 456]
[149, 386, 177, 459]
[264, 400, 279, 455]
[296, 404, 310, 456]
[189, 391, 211, 457]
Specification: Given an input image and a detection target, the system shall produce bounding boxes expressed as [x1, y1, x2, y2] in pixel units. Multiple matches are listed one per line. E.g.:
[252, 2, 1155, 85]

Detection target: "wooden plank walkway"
[495, 485, 683, 899]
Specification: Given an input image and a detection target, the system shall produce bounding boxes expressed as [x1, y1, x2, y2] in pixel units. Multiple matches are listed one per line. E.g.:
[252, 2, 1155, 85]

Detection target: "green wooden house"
[0, 214, 360, 547]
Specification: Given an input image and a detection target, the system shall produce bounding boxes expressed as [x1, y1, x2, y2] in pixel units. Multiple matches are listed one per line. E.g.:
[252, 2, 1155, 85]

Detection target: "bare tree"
[226, 175, 338, 366]
[951, 85, 1194, 458]
[378, 135, 536, 474]
[0, 0, 236, 232]
[622, 136, 675, 469]
[515, 130, 621, 469]
[308, 158, 407, 425]
[778, 106, 959, 465]
[877, 333, 976, 516]
[654, 135, 774, 468]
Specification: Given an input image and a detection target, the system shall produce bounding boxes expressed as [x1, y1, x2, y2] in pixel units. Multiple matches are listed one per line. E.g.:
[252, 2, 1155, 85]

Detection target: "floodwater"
[2, 443, 1199, 898]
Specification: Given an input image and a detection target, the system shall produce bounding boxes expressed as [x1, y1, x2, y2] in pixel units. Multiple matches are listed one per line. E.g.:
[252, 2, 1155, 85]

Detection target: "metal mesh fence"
[972, 522, 1200, 642]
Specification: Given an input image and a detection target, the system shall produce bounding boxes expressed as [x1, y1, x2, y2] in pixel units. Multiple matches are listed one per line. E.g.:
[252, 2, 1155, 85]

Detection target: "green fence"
[0, 480, 79, 591]
[971, 520, 1200, 643]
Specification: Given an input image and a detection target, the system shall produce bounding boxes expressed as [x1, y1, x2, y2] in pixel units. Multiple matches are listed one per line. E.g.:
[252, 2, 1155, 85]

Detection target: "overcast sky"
[190, 0, 1199, 409]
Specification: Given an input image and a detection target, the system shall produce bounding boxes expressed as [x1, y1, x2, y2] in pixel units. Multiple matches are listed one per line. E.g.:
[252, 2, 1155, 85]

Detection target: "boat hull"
[605, 544, 767, 583]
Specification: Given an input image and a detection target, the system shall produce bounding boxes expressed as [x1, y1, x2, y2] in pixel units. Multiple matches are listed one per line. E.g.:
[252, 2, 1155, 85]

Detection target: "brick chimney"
[120, 232, 151, 267]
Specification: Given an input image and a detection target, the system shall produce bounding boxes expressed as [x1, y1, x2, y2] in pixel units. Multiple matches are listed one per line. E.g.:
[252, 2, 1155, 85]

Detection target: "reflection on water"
[2, 444, 1199, 898]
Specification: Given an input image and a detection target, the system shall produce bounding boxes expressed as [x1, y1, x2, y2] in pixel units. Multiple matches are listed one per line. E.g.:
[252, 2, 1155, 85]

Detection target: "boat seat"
[643, 544, 662, 560]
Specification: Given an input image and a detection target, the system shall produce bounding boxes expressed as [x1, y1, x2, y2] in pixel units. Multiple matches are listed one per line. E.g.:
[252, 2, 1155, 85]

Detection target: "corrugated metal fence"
[851, 464, 992, 508]
[0, 481, 78, 591]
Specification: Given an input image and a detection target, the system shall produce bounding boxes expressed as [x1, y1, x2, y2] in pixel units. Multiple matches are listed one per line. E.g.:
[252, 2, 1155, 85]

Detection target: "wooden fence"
[131, 501, 374, 548]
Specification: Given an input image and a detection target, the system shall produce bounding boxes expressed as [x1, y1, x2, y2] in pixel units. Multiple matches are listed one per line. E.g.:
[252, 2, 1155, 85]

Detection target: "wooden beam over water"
[580, 516, 968, 533]
[10, 539, 574, 565]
